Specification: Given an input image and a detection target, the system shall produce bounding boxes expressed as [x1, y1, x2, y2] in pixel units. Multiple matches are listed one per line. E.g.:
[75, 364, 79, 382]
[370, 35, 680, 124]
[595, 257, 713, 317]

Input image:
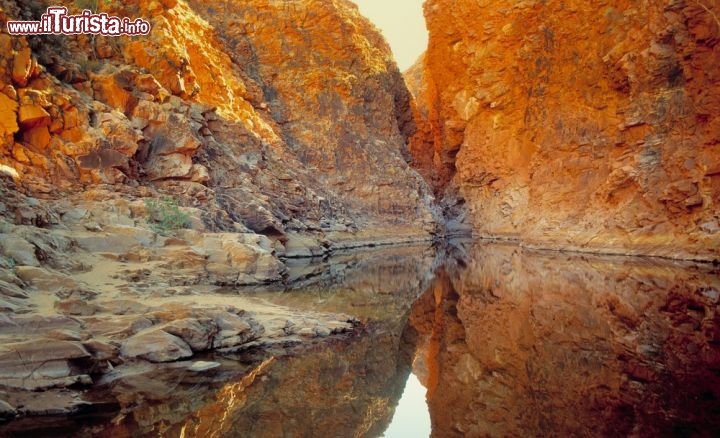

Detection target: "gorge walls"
[0, 0, 435, 241]
[415, 0, 720, 259]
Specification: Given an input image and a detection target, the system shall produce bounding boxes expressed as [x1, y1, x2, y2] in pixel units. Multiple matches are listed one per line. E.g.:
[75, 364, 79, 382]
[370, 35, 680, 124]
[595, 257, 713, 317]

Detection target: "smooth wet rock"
[120, 330, 193, 363]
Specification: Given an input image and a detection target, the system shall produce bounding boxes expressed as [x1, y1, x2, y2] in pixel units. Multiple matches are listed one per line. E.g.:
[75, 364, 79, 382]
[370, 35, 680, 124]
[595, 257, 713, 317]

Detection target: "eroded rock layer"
[0, 0, 435, 239]
[417, 0, 720, 258]
[0, 0, 437, 424]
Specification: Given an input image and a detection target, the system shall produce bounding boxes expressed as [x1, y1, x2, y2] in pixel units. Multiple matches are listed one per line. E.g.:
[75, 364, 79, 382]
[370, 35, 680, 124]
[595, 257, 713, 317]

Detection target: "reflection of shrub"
[144, 197, 189, 235]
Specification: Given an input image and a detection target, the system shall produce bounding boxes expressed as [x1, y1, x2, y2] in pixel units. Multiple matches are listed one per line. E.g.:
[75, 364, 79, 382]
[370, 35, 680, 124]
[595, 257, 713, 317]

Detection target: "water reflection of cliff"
[165, 243, 438, 438]
[70, 245, 435, 437]
[410, 240, 720, 437]
[6, 241, 720, 437]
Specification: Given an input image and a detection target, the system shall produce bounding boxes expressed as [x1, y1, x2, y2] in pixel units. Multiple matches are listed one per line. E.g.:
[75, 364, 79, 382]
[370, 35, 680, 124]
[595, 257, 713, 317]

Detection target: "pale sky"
[352, 0, 427, 71]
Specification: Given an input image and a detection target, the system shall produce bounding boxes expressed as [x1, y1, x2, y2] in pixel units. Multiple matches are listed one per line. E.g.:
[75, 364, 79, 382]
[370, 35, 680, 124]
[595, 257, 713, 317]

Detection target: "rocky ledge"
[0, 185, 394, 421]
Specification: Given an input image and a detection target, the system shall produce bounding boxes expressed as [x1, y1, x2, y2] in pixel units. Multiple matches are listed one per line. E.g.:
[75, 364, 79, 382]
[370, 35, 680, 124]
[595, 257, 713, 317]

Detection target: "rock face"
[415, 0, 720, 258]
[410, 242, 720, 437]
[0, 0, 439, 422]
[0, 0, 435, 239]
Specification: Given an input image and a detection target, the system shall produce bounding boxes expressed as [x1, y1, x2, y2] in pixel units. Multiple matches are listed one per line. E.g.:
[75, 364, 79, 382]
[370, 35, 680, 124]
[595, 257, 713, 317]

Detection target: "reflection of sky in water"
[382, 373, 430, 438]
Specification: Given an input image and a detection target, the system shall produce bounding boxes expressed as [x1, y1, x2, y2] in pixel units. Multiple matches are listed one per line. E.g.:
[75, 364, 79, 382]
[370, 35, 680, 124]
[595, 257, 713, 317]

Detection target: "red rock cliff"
[418, 0, 720, 258]
[0, 0, 435, 240]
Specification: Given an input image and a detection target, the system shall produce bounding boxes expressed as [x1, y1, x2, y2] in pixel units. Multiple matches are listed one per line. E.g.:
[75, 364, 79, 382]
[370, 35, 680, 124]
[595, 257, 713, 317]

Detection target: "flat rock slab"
[0, 339, 90, 370]
[0, 315, 83, 337]
[120, 329, 193, 363]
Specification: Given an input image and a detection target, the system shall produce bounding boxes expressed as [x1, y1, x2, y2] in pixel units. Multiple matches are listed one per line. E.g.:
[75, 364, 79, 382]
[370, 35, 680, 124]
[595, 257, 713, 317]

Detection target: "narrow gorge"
[0, 0, 718, 436]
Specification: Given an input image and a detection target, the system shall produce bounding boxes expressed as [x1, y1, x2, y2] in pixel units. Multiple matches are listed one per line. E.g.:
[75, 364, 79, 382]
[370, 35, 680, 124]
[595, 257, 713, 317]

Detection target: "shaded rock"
[211, 311, 259, 349]
[0, 399, 16, 420]
[0, 315, 83, 336]
[76, 148, 129, 170]
[100, 300, 152, 316]
[120, 330, 193, 363]
[159, 318, 216, 352]
[0, 339, 92, 388]
[82, 339, 120, 362]
[0, 234, 39, 267]
[0, 281, 26, 300]
[0, 297, 19, 312]
[149, 114, 201, 156]
[55, 287, 99, 301]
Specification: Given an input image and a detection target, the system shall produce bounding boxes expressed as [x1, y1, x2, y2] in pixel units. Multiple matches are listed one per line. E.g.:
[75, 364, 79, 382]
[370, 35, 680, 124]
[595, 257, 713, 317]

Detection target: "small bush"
[144, 197, 190, 235]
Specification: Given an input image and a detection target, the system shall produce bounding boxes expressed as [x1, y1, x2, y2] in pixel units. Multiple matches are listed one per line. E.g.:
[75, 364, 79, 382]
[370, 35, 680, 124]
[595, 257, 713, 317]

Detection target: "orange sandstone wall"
[0, 0, 435, 235]
[422, 0, 720, 258]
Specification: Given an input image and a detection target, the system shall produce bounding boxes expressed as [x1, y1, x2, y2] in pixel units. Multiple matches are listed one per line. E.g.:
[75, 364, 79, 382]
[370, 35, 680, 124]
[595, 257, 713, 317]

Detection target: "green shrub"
[144, 197, 190, 235]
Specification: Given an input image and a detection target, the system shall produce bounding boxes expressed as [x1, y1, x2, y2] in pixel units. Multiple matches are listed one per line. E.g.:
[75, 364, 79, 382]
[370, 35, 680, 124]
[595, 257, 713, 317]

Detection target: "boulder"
[0, 339, 91, 383]
[282, 233, 327, 258]
[145, 153, 193, 180]
[18, 104, 50, 129]
[11, 46, 32, 87]
[0, 234, 38, 267]
[120, 329, 193, 363]
[0, 92, 18, 136]
[158, 318, 216, 352]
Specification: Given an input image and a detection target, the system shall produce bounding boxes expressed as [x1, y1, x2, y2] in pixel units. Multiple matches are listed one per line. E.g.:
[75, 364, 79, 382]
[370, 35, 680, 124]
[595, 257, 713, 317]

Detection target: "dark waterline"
[2, 240, 719, 437]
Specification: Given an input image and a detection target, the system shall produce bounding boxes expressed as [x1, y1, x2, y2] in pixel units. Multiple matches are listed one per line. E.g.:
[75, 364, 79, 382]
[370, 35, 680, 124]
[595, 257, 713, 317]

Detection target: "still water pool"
[4, 240, 720, 437]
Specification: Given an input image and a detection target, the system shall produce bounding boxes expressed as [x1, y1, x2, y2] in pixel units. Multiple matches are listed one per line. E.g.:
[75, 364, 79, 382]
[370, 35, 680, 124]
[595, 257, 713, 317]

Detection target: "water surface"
[3, 240, 720, 437]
